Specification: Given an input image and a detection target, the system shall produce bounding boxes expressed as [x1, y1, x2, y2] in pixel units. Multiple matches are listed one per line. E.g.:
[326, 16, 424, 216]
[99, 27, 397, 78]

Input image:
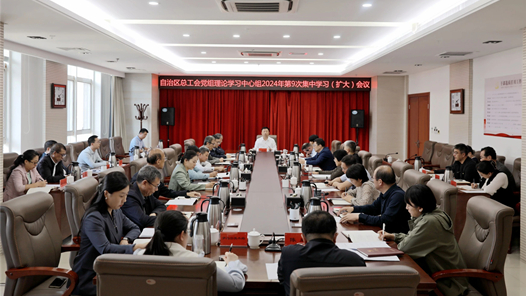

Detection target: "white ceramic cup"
[289, 208, 300, 221]
[67, 176, 75, 184]
[86, 170, 93, 177]
[239, 181, 247, 191]
[308, 165, 313, 172]
[248, 229, 265, 249]
[287, 168, 292, 175]
[294, 187, 302, 196]
[282, 179, 290, 188]
[210, 228, 219, 245]
[239, 162, 245, 171]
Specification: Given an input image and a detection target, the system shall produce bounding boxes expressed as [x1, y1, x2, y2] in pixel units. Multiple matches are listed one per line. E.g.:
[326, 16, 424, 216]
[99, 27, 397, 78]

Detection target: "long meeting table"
[186, 152, 436, 295]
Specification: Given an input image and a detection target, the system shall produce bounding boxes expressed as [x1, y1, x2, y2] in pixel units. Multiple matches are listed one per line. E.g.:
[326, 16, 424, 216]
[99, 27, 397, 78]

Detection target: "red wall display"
[159, 89, 370, 152]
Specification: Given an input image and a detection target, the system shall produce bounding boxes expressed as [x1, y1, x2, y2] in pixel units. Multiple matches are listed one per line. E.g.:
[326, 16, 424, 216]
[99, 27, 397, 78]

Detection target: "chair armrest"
[6, 267, 78, 296]
[159, 196, 170, 201]
[432, 269, 503, 282]
[423, 164, 440, 168]
[164, 176, 171, 183]
[116, 154, 128, 159]
[61, 243, 80, 252]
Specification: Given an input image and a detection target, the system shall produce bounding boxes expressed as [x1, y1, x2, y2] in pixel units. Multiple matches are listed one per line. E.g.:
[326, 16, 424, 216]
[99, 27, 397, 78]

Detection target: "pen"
[382, 223, 386, 241]
[229, 243, 233, 252]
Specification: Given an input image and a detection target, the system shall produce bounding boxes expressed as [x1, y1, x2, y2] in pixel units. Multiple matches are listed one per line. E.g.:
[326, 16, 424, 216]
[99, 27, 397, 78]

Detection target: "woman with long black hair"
[4, 149, 47, 201]
[72, 172, 147, 296]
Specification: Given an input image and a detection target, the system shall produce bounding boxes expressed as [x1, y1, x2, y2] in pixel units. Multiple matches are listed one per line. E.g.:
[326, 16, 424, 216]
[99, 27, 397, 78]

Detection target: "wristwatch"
[122, 237, 131, 243]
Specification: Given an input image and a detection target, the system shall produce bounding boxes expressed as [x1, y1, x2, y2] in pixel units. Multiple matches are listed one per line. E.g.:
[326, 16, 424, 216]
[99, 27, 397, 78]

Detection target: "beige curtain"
[112, 76, 127, 143]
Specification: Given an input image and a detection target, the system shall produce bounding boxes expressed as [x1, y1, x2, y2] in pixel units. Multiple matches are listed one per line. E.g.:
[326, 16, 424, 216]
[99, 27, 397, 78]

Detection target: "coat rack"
[134, 103, 149, 129]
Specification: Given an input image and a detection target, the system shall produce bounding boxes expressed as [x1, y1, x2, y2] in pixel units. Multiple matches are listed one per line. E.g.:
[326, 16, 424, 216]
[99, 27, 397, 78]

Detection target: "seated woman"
[138, 210, 247, 292]
[4, 150, 47, 201]
[168, 150, 214, 192]
[379, 184, 468, 296]
[315, 149, 347, 180]
[341, 164, 379, 206]
[73, 172, 148, 296]
[474, 160, 517, 209]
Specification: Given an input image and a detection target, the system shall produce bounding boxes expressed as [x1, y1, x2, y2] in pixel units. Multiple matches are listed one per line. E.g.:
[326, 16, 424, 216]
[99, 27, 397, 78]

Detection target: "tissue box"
[241, 173, 251, 181]
[230, 193, 246, 207]
[285, 194, 304, 208]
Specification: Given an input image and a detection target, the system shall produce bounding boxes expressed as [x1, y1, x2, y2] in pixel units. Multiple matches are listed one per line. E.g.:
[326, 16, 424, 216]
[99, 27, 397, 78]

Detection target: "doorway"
[407, 93, 430, 159]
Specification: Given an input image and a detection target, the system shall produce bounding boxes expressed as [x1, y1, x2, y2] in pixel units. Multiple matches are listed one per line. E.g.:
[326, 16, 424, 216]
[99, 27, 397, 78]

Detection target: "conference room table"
[179, 152, 436, 296]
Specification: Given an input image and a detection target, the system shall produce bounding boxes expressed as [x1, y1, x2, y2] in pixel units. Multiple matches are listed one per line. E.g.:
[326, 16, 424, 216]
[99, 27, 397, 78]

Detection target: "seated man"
[480, 146, 515, 192]
[122, 165, 166, 230]
[129, 128, 149, 156]
[253, 127, 277, 152]
[130, 148, 200, 199]
[466, 145, 479, 164]
[196, 146, 225, 173]
[204, 135, 224, 164]
[185, 145, 218, 180]
[340, 165, 410, 234]
[308, 135, 319, 157]
[342, 140, 362, 164]
[301, 142, 314, 158]
[315, 149, 347, 180]
[211, 133, 226, 158]
[328, 154, 370, 190]
[37, 143, 70, 183]
[77, 135, 107, 172]
[434, 144, 480, 184]
[299, 138, 336, 171]
[278, 211, 365, 296]
[39, 140, 57, 161]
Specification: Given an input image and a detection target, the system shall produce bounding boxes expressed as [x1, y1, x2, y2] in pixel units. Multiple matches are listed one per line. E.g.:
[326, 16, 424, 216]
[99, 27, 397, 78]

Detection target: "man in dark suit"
[278, 211, 365, 295]
[37, 143, 70, 183]
[39, 140, 57, 161]
[122, 165, 166, 229]
[300, 138, 336, 171]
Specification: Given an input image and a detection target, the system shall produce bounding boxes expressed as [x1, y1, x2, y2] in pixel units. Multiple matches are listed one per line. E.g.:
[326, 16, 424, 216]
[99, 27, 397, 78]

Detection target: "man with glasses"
[122, 165, 166, 230]
[77, 135, 107, 172]
[434, 143, 480, 184]
[37, 143, 71, 183]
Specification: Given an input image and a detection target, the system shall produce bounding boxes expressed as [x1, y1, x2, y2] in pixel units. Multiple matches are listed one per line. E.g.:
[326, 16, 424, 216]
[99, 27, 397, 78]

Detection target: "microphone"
[383, 152, 398, 162]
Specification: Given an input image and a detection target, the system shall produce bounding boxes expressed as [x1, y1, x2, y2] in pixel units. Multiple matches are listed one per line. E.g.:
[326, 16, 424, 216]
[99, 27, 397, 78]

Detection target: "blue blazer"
[72, 209, 140, 296]
[305, 147, 336, 171]
[121, 182, 166, 230]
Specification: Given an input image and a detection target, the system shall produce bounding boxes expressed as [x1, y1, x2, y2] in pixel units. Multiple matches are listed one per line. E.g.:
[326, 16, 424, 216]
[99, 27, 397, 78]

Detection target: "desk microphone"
[384, 152, 398, 162]
[265, 232, 281, 252]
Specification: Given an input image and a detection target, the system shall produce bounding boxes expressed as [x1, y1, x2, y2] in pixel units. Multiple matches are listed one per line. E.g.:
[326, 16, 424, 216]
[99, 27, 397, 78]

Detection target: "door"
[407, 93, 430, 159]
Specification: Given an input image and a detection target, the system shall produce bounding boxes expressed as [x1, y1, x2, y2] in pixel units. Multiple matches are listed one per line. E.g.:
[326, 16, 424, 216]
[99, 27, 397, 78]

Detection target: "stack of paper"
[341, 230, 380, 243]
[336, 241, 400, 262]
[166, 198, 198, 206]
[27, 185, 59, 194]
[311, 174, 332, 180]
[266, 263, 279, 280]
[217, 173, 230, 178]
[330, 199, 352, 206]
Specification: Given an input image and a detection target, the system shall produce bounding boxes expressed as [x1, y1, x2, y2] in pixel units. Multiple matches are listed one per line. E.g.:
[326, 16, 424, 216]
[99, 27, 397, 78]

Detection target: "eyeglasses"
[29, 160, 39, 165]
[148, 180, 161, 188]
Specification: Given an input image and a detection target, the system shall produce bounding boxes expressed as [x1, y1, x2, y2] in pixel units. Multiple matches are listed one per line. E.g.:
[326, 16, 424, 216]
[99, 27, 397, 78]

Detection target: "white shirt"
[310, 150, 317, 158]
[482, 172, 508, 195]
[253, 137, 277, 152]
[196, 158, 214, 173]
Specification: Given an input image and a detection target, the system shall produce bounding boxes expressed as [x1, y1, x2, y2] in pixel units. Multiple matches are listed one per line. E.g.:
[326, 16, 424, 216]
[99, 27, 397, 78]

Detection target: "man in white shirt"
[129, 128, 149, 156]
[196, 146, 225, 174]
[253, 127, 277, 152]
[77, 135, 107, 172]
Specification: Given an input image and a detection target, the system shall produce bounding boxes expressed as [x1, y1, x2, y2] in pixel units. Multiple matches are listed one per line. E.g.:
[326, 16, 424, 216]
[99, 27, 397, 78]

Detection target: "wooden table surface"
[182, 152, 436, 296]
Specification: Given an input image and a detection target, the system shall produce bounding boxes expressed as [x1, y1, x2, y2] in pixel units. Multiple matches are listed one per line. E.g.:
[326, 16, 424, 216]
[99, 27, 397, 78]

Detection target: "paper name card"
[119, 159, 123, 166]
[60, 178, 68, 188]
[284, 233, 304, 246]
[220, 232, 248, 247]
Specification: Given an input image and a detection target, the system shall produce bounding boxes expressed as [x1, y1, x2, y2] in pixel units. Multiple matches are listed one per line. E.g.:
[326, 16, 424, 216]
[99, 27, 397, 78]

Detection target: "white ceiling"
[1, 0, 525, 77]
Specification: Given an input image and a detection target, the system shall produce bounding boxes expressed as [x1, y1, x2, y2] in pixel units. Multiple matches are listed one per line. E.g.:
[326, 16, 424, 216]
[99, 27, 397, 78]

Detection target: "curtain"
[112, 77, 127, 143]
[160, 89, 369, 152]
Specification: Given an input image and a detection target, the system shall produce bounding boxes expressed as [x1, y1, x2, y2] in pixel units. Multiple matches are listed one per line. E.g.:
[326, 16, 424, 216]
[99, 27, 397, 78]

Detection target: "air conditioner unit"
[217, 0, 299, 13]
[240, 51, 282, 57]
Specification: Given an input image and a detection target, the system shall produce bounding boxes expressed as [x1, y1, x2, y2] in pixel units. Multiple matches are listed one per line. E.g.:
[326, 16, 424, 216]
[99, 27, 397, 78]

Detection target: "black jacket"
[131, 171, 188, 199]
[36, 154, 70, 183]
[121, 182, 166, 229]
[278, 238, 365, 296]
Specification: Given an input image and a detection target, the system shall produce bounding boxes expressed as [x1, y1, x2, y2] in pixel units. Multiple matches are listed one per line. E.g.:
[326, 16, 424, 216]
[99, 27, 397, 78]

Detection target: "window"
[3, 50, 10, 152]
[67, 66, 95, 143]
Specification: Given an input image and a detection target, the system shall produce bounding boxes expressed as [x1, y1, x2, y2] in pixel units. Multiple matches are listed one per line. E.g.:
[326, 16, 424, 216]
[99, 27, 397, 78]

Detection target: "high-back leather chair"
[69, 142, 86, 162]
[64, 177, 99, 267]
[129, 158, 148, 179]
[392, 161, 413, 187]
[3, 152, 18, 185]
[32, 147, 46, 159]
[440, 144, 455, 168]
[98, 138, 111, 160]
[474, 151, 506, 165]
[367, 155, 383, 176]
[426, 179, 458, 221]
[170, 143, 183, 161]
[358, 150, 372, 172]
[290, 266, 420, 296]
[184, 138, 196, 152]
[330, 140, 341, 153]
[422, 141, 437, 163]
[432, 196, 513, 296]
[429, 143, 445, 167]
[111, 136, 126, 156]
[94, 254, 217, 296]
[97, 166, 126, 182]
[402, 170, 431, 191]
[0, 192, 78, 296]
[256, 135, 278, 146]
[62, 145, 73, 169]
[163, 148, 178, 178]
[512, 158, 520, 190]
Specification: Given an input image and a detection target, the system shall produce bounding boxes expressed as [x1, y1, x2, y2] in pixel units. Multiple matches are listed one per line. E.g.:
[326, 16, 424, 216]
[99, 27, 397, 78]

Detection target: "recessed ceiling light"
[318, 53, 324, 56]
[201, 51, 206, 54]
[310, 62, 314, 64]
[244, 61, 249, 64]
[283, 35, 290, 38]
[482, 40, 502, 44]
[333, 35, 341, 39]
[362, 4, 372, 7]
[183, 34, 190, 37]
[211, 61, 216, 63]
[233, 34, 240, 38]
[277, 62, 281, 64]
[27, 36, 47, 39]
[148, 1, 159, 5]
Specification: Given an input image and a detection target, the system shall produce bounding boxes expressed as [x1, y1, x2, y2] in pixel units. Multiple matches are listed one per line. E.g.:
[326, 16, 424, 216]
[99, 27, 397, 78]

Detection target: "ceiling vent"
[383, 70, 406, 75]
[289, 52, 307, 56]
[483, 40, 502, 44]
[218, 0, 299, 13]
[438, 51, 472, 57]
[240, 51, 281, 57]
[27, 36, 47, 40]
[58, 47, 91, 54]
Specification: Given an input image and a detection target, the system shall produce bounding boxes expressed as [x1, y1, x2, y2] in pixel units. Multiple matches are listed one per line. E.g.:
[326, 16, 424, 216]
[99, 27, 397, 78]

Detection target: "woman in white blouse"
[138, 211, 247, 292]
[341, 164, 380, 206]
[472, 160, 517, 210]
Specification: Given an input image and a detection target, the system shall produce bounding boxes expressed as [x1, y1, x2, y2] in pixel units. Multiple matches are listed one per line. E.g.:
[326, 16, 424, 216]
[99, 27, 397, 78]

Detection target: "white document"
[311, 174, 331, 180]
[133, 238, 152, 245]
[314, 183, 330, 189]
[266, 263, 279, 280]
[166, 198, 198, 206]
[321, 188, 340, 192]
[336, 242, 390, 250]
[330, 199, 352, 205]
[217, 173, 230, 178]
[27, 185, 59, 194]
[216, 162, 231, 165]
[216, 261, 227, 271]
[139, 228, 155, 238]
[342, 230, 381, 243]
[312, 167, 322, 172]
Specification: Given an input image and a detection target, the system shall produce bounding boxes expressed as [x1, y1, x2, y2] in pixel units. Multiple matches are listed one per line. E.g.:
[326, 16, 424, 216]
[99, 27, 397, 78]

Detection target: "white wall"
[472, 47, 522, 167]
[408, 65, 450, 144]
[123, 73, 156, 148]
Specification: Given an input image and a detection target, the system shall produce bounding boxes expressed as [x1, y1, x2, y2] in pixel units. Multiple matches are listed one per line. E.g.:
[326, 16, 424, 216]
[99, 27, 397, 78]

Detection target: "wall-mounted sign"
[159, 76, 371, 91]
[484, 74, 522, 139]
